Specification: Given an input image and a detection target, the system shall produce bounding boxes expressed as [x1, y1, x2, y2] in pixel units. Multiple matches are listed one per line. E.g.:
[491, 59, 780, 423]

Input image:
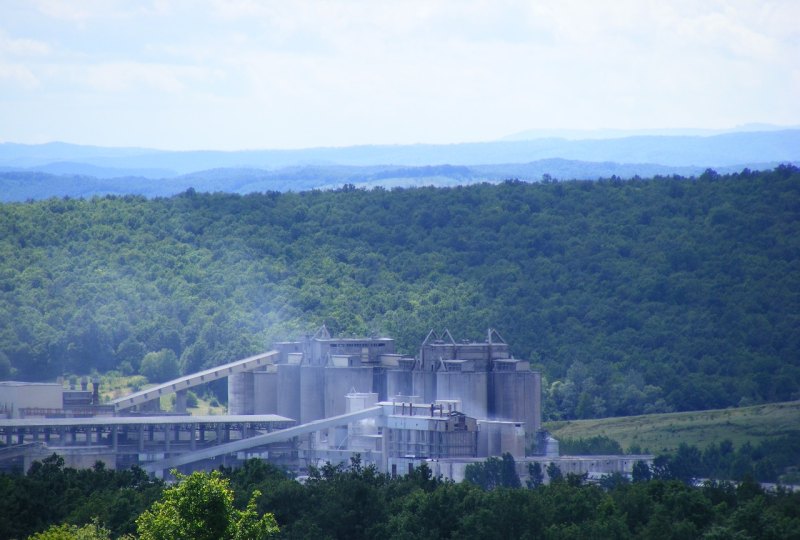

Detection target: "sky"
[1, 0, 799, 151]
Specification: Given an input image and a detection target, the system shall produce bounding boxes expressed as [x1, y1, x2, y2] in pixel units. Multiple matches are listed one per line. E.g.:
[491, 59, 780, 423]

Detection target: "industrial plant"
[0, 328, 651, 482]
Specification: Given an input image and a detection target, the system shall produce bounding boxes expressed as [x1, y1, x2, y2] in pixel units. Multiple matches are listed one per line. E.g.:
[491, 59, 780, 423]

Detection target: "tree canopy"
[136, 470, 278, 540]
[4, 456, 800, 539]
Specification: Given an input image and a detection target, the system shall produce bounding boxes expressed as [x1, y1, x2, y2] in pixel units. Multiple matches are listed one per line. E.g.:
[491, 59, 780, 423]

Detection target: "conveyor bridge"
[111, 351, 279, 411]
[144, 406, 385, 474]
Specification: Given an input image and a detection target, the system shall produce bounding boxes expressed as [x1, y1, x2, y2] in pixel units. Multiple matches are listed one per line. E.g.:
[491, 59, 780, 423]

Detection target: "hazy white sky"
[1, 0, 799, 150]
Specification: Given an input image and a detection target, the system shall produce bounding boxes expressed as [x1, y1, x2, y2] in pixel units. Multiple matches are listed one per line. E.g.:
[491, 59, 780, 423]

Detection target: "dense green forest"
[3, 456, 800, 539]
[1, 166, 798, 419]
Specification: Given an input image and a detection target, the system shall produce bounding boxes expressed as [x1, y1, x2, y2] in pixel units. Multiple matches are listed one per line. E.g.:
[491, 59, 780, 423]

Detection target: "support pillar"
[138, 425, 145, 452]
[190, 423, 197, 450]
[174, 389, 188, 413]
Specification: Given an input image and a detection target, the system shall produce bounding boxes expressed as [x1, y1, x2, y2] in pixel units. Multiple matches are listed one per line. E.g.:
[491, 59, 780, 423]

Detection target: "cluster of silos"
[228, 327, 541, 434]
[228, 331, 397, 423]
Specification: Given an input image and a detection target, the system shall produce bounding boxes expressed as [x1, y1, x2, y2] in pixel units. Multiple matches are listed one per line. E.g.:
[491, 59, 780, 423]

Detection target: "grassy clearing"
[94, 372, 226, 415]
[97, 373, 148, 402]
[545, 401, 800, 454]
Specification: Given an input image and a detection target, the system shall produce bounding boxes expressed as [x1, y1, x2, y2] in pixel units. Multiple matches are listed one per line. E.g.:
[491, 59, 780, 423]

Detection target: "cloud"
[0, 32, 51, 57]
[81, 61, 222, 94]
[0, 63, 40, 88]
[29, 0, 149, 22]
[2, 0, 799, 148]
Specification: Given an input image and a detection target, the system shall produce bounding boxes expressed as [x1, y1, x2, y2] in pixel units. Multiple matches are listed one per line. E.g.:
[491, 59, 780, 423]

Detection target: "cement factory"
[0, 328, 651, 482]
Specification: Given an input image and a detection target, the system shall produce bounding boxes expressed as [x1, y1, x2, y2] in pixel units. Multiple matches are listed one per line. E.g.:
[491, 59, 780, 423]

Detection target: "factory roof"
[0, 414, 293, 429]
[0, 381, 62, 387]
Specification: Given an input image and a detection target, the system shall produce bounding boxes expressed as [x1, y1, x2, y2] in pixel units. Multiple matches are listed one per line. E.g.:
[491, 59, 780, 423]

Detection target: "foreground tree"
[136, 470, 278, 540]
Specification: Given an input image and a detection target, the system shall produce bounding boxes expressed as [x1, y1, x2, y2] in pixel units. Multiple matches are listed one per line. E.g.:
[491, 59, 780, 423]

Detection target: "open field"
[97, 373, 226, 415]
[545, 401, 800, 454]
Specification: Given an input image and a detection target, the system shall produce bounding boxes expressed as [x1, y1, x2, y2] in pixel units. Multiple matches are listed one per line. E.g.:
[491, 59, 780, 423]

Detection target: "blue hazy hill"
[1, 129, 798, 200]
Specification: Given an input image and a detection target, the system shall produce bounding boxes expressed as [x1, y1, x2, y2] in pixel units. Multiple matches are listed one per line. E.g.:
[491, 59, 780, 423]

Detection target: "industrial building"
[1, 328, 652, 482]
[228, 327, 541, 432]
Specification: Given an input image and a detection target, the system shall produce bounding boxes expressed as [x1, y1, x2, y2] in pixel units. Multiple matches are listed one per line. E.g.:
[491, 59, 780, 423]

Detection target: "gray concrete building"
[228, 327, 542, 433]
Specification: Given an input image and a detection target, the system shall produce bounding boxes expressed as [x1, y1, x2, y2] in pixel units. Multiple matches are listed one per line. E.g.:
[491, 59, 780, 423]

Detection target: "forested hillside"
[1, 166, 798, 420]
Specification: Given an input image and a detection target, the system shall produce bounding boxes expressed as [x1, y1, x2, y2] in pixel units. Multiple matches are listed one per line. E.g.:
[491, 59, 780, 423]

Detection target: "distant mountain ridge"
[1, 129, 799, 200]
[0, 159, 792, 202]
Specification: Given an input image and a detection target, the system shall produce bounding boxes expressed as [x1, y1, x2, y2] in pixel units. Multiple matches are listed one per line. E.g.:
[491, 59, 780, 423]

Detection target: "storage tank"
[277, 364, 301, 421]
[253, 368, 278, 414]
[228, 372, 254, 415]
[488, 358, 541, 430]
[300, 365, 325, 423]
[531, 371, 542, 432]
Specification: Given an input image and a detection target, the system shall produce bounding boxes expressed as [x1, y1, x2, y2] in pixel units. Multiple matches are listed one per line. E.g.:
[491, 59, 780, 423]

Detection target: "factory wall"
[386, 369, 413, 399]
[324, 366, 374, 418]
[436, 371, 488, 421]
[477, 420, 526, 458]
[412, 370, 437, 404]
[0, 382, 63, 418]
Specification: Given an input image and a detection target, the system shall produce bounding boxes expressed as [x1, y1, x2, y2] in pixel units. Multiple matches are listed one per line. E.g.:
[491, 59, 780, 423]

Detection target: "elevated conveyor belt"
[111, 351, 279, 411]
[143, 406, 384, 473]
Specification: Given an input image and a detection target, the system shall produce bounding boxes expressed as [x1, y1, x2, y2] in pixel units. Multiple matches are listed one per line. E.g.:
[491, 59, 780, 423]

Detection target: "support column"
[190, 423, 197, 450]
[112, 425, 118, 451]
[138, 425, 145, 452]
[174, 390, 188, 413]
